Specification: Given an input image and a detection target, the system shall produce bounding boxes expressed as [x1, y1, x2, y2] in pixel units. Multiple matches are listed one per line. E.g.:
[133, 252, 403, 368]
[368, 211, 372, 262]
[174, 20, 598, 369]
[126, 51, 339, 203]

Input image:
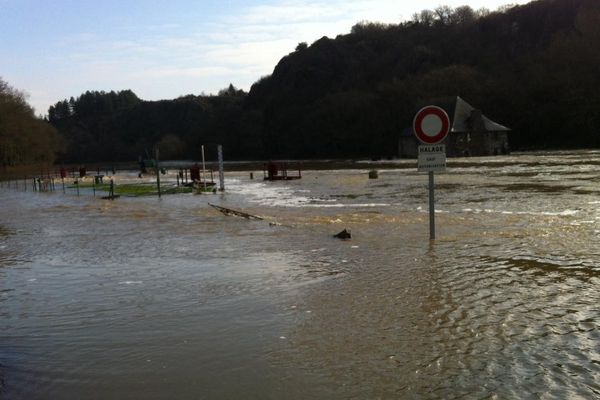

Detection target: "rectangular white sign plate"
[418, 145, 446, 172]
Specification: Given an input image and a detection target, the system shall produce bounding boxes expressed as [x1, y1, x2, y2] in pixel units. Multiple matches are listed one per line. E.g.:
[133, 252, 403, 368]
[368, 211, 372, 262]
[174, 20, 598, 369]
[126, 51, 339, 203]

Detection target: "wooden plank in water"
[208, 203, 263, 220]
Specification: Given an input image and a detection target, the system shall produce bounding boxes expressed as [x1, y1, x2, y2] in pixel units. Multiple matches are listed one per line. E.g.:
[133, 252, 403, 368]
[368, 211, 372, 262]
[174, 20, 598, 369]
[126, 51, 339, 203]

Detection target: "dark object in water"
[334, 229, 351, 239]
[209, 203, 263, 220]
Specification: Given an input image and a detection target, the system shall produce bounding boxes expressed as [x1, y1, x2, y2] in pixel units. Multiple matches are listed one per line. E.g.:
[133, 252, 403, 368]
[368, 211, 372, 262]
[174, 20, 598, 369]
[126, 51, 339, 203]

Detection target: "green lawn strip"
[67, 182, 192, 196]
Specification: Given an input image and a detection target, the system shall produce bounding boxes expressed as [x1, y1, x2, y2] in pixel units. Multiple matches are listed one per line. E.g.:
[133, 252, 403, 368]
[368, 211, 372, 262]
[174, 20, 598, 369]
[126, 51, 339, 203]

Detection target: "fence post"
[155, 146, 161, 198]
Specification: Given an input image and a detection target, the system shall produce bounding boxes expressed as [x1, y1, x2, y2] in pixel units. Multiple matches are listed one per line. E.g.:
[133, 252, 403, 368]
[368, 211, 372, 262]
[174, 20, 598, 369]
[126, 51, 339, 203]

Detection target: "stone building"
[398, 96, 510, 158]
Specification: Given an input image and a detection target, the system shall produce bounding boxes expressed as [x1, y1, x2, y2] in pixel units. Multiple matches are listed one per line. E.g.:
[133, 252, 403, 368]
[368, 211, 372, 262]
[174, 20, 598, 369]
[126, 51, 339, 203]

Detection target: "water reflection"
[0, 225, 17, 270]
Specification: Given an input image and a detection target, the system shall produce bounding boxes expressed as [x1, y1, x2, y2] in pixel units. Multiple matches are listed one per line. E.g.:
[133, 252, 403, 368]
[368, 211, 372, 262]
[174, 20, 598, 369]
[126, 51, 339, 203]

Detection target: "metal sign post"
[429, 171, 435, 239]
[413, 106, 450, 240]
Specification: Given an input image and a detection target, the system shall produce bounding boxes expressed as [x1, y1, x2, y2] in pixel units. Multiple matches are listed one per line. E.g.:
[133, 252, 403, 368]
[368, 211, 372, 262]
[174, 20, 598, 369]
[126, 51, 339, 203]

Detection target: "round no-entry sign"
[413, 105, 450, 144]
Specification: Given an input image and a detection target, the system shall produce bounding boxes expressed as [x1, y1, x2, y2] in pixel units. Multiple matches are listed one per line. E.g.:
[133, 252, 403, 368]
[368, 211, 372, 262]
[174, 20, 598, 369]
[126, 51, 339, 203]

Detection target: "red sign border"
[413, 105, 450, 144]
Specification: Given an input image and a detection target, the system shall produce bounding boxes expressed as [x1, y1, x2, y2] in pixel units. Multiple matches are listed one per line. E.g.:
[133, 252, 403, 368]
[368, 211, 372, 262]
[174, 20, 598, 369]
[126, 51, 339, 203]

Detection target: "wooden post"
[218, 144, 225, 191]
[155, 146, 161, 198]
[201, 145, 207, 193]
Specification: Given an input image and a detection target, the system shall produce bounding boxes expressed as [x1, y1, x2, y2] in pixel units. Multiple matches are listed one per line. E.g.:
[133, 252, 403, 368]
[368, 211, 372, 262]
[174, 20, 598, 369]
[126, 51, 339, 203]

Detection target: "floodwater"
[1, 151, 599, 399]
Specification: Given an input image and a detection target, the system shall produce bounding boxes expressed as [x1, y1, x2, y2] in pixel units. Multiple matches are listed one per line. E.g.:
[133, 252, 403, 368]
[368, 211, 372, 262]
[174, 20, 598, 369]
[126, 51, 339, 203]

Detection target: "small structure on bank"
[263, 161, 302, 181]
[398, 96, 511, 158]
[188, 163, 216, 190]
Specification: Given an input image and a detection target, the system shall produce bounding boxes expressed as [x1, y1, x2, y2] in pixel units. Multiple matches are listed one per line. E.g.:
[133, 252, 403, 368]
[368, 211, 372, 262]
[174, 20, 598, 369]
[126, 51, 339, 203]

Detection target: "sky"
[1, 0, 531, 116]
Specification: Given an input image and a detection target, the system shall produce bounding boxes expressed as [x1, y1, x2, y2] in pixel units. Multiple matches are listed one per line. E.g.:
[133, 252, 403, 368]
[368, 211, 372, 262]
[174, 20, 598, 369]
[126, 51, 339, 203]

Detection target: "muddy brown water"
[1, 151, 599, 399]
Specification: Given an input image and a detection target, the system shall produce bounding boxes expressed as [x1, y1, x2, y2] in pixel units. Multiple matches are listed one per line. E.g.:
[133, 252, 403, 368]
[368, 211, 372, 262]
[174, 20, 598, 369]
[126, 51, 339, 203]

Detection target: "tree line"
[39, 0, 600, 163]
[48, 90, 140, 122]
[0, 78, 61, 167]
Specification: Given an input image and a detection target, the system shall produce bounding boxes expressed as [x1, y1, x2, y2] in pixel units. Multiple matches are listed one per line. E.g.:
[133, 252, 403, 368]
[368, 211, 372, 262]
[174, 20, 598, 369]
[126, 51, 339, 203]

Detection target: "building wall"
[488, 132, 510, 155]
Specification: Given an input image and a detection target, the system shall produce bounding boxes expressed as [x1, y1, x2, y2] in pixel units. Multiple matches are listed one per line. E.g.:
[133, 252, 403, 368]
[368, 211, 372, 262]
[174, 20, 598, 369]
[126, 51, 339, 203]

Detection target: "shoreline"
[2, 149, 599, 181]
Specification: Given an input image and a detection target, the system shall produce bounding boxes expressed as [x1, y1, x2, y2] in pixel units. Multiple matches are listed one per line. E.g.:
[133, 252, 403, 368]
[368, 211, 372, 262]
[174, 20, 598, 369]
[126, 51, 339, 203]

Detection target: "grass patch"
[69, 182, 193, 196]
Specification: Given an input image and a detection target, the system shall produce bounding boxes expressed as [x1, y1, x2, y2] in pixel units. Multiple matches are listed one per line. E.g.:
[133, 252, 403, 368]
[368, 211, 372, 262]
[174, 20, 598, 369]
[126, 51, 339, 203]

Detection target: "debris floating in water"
[334, 229, 352, 239]
[208, 203, 263, 220]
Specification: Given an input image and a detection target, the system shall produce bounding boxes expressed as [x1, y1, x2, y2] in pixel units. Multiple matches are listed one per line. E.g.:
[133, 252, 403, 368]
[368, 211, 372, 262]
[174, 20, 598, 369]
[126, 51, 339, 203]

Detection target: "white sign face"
[421, 114, 443, 136]
[418, 145, 446, 172]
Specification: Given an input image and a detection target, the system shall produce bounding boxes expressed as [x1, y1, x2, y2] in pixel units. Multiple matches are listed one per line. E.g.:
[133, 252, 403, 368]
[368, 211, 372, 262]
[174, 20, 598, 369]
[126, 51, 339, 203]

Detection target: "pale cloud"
[202, 39, 295, 69]
[157, 37, 202, 49]
[139, 66, 240, 79]
[110, 40, 149, 51]
[231, 0, 401, 31]
[195, 1, 362, 78]
[234, 1, 351, 25]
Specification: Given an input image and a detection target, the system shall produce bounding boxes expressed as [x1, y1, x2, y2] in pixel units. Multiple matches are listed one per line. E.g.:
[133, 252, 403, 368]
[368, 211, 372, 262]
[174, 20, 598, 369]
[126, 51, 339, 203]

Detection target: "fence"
[0, 165, 221, 199]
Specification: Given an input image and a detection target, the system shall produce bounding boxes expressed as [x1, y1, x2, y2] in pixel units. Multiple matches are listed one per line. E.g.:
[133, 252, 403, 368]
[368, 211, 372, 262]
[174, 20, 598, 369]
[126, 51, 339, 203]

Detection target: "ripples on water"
[1, 151, 600, 399]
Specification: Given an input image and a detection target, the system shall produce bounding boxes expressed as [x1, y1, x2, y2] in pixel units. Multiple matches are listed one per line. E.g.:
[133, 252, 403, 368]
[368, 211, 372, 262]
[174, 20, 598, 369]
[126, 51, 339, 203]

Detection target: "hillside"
[0, 78, 61, 167]
[49, 0, 600, 162]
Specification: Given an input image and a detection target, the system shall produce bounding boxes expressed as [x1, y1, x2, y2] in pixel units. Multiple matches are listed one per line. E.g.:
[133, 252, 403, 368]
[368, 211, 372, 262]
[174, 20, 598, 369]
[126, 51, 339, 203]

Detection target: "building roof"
[451, 96, 510, 133]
